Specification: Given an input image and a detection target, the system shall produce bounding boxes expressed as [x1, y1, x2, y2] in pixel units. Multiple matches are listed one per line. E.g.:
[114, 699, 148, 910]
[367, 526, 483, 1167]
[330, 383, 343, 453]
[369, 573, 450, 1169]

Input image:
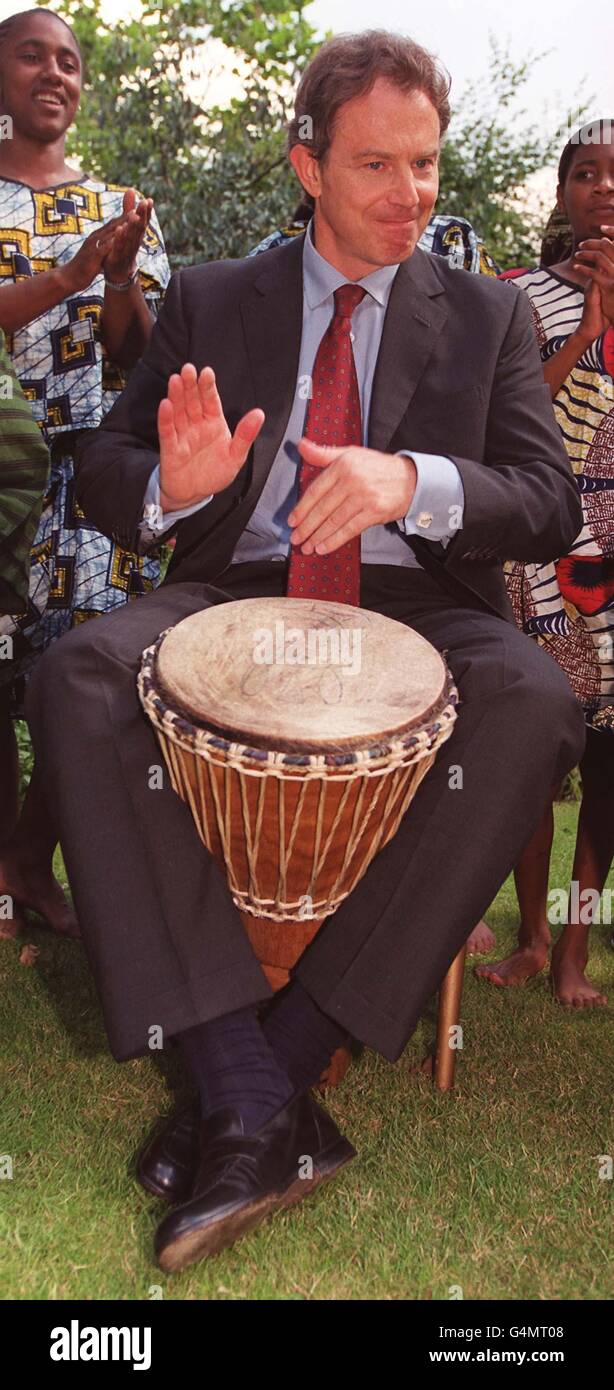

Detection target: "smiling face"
[290, 77, 441, 280]
[558, 135, 614, 243]
[0, 10, 81, 145]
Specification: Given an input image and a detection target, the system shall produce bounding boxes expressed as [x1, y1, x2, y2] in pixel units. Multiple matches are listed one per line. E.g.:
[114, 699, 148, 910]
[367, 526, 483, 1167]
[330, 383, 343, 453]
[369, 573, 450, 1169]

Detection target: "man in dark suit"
[27, 31, 584, 1271]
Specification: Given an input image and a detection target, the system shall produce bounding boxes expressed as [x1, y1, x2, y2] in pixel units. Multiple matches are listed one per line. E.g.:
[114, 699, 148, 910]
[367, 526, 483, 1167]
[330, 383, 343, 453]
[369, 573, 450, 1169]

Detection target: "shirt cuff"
[140, 465, 213, 538]
[396, 452, 464, 546]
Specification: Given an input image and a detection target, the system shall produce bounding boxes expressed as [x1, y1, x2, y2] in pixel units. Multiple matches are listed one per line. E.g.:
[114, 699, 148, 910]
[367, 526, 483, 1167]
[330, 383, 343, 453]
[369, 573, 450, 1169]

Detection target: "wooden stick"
[434, 944, 467, 1091]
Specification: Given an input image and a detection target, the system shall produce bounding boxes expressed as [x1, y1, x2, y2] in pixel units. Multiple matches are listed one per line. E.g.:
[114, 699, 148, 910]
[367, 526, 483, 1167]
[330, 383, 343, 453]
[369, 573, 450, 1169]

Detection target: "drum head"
[155, 597, 449, 753]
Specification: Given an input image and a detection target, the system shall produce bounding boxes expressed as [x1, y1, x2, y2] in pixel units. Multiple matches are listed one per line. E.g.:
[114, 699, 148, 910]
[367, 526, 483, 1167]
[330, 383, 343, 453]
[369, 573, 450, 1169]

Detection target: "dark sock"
[177, 1029, 209, 1118]
[262, 980, 348, 1093]
[177, 1006, 293, 1134]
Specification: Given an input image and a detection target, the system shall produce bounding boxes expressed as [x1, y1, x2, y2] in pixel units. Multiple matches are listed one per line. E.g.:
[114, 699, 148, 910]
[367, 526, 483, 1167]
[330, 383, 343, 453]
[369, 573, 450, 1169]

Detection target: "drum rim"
[139, 629, 458, 766]
[148, 599, 455, 754]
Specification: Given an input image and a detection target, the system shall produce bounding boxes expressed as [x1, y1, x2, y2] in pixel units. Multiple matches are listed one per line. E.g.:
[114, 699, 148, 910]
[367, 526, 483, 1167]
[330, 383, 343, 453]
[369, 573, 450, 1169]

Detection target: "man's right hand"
[158, 363, 265, 511]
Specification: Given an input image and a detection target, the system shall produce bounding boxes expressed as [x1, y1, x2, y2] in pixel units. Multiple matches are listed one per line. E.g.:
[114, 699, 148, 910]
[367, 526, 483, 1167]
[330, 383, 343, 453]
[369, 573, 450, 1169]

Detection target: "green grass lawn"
[1, 802, 613, 1302]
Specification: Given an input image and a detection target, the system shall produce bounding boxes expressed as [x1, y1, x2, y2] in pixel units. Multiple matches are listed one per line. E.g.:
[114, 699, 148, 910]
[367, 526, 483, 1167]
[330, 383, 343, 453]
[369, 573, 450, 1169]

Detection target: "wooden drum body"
[138, 598, 458, 1013]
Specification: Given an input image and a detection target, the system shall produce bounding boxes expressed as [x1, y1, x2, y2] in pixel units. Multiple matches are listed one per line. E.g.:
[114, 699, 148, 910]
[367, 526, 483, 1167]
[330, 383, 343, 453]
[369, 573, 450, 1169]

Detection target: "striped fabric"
[0, 331, 49, 617]
[501, 266, 614, 732]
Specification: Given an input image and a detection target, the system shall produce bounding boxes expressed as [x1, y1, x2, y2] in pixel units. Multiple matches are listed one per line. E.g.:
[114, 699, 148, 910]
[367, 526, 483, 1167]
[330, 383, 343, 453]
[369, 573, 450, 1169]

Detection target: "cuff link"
[416, 511, 434, 530]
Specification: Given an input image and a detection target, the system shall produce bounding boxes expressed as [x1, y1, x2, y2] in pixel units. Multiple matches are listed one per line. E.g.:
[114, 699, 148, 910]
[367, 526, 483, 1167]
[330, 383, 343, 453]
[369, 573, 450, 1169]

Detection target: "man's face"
[293, 78, 441, 278]
[0, 12, 81, 145]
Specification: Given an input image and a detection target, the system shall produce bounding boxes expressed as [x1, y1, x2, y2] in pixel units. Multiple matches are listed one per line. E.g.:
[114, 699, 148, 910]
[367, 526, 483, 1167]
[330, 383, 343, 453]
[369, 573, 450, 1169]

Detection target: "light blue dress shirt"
[142, 224, 464, 566]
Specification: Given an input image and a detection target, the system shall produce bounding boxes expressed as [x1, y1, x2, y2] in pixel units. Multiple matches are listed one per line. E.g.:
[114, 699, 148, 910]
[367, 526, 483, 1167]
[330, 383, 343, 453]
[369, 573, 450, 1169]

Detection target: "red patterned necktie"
[286, 282, 366, 606]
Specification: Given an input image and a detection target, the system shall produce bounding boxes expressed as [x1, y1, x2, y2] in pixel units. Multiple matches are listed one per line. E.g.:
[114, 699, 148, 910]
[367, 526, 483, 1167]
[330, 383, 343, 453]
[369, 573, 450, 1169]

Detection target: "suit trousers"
[26, 561, 586, 1062]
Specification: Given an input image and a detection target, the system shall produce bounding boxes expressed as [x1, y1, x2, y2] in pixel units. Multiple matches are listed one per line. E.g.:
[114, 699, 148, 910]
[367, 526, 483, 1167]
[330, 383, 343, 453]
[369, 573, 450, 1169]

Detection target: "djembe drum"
[138, 597, 458, 1083]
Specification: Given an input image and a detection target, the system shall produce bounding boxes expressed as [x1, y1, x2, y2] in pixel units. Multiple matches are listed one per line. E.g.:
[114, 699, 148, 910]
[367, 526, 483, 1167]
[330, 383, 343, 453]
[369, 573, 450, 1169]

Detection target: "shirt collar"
[302, 218, 399, 310]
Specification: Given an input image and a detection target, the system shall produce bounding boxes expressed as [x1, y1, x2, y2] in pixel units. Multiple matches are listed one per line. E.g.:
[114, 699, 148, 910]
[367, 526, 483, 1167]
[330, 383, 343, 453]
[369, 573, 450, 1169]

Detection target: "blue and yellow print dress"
[0, 175, 170, 691]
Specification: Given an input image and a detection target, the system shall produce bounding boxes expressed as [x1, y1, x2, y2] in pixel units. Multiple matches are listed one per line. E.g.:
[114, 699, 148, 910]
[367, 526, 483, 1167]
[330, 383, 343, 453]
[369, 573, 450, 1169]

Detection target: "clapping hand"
[103, 188, 153, 284]
[60, 189, 153, 297]
[578, 279, 609, 343]
[61, 215, 125, 295]
[574, 225, 614, 330]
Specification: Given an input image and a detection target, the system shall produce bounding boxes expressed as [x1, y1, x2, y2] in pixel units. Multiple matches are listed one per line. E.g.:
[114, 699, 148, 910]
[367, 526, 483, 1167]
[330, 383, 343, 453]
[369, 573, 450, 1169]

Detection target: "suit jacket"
[74, 234, 583, 621]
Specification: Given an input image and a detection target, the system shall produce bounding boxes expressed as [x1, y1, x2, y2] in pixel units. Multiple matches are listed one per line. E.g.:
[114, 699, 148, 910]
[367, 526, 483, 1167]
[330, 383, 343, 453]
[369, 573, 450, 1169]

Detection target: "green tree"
[53, 0, 319, 264]
[439, 37, 588, 268]
[51, 6, 585, 269]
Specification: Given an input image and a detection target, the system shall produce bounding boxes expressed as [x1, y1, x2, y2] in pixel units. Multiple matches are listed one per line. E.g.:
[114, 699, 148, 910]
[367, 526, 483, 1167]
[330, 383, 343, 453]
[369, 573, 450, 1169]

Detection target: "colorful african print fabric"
[502, 266, 614, 732]
[0, 329, 49, 617]
[540, 204, 573, 268]
[250, 212, 500, 276]
[0, 176, 170, 691]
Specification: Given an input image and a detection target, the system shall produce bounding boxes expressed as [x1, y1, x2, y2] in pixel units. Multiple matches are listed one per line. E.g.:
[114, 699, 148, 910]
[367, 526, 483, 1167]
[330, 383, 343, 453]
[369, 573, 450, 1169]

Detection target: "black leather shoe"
[154, 1092, 356, 1272]
[136, 1101, 200, 1203]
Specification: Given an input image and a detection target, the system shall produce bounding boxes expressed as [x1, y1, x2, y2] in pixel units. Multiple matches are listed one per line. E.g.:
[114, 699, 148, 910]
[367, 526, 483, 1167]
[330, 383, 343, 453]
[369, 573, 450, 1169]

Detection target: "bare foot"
[0, 859, 79, 939]
[408, 1051, 434, 1079]
[550, 938, 608, 1007]
[467, 919, 496, 955]
[474, 939, 549, 987]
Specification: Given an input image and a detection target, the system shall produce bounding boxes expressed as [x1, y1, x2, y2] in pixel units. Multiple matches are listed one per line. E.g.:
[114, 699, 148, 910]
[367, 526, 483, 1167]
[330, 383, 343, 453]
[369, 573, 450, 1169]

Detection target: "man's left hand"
[288, 440, 417, 554]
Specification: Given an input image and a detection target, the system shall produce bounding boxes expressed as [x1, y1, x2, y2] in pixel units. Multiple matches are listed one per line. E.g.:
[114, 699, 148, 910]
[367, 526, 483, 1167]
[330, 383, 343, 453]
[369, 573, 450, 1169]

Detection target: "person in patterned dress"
[476, 120, 614, 1005]
[0, 9, 169, 939]
[0, 327, 49, 620]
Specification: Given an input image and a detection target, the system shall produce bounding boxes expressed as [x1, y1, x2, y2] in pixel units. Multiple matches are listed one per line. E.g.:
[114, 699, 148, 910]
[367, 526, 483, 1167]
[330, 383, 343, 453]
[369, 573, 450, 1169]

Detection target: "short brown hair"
[287, 30, 451, 163]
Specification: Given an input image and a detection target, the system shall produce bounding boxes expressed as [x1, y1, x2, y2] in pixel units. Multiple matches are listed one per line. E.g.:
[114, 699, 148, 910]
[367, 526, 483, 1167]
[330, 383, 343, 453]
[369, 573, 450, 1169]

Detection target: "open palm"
[158, 363, 265, 511]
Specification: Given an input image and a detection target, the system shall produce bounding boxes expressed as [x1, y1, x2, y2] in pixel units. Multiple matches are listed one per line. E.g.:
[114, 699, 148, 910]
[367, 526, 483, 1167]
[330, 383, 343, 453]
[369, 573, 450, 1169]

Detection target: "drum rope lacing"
[138, 635, 458, 782]
[137, 633, 459, 922]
